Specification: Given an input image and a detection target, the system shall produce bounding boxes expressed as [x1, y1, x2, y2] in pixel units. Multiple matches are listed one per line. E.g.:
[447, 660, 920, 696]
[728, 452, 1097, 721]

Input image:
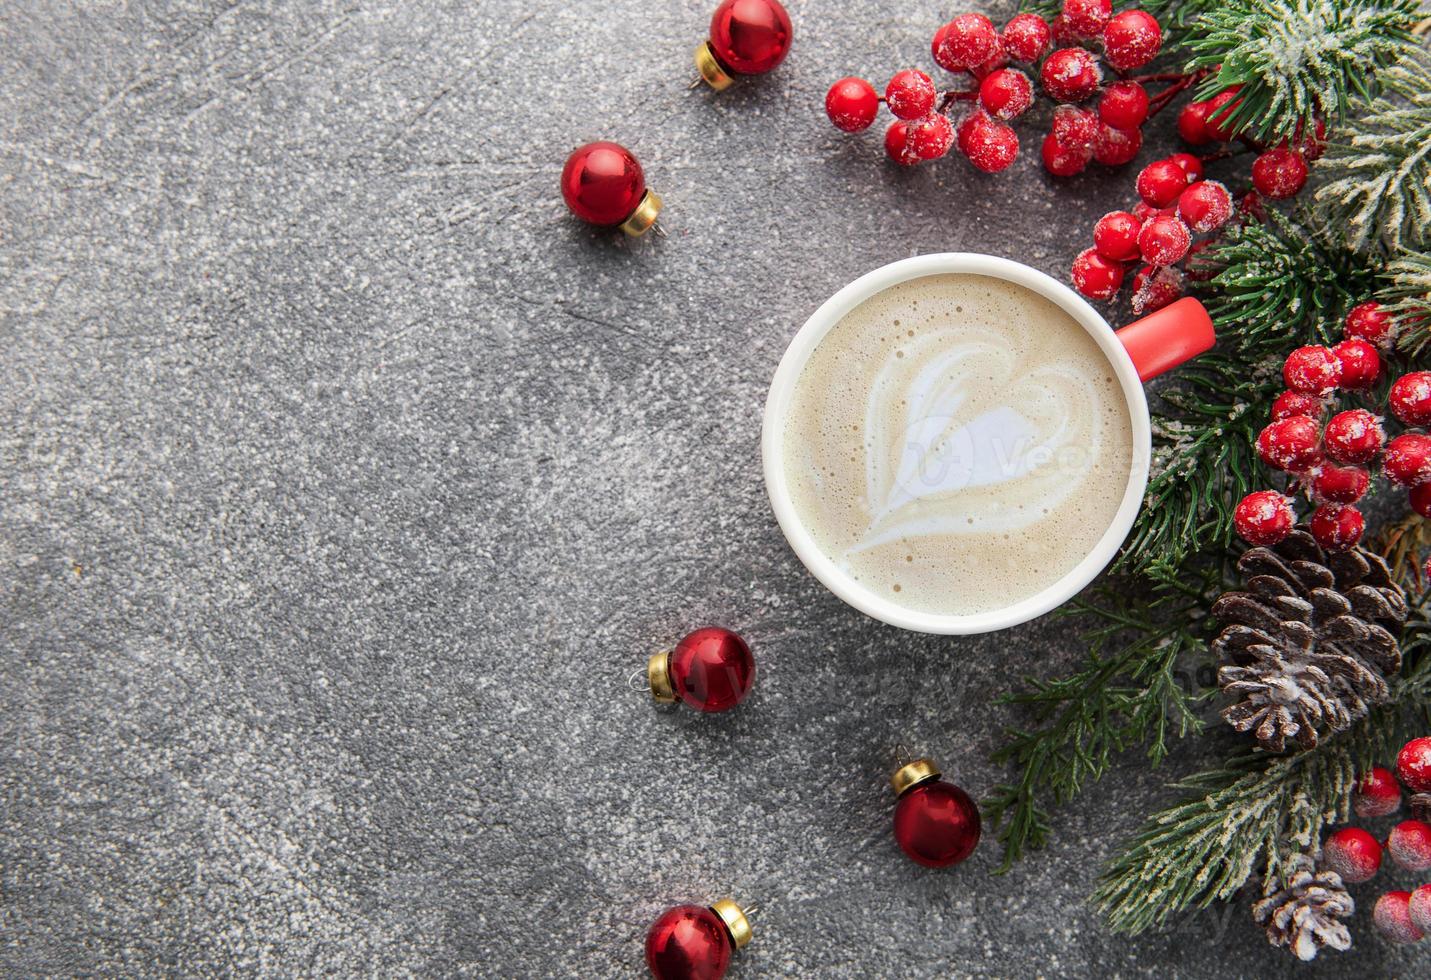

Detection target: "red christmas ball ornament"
[1383, 434, 1431, 487]
[1235, 490, 1295, 545]
[1071, 247, 1125, 300]
[1270, 390, 1326, 421]
[1102, 10, 1162, 71]
[935, 13, 1000, 72]
[645, 627, 755, 713]
[1093, 211, 1142, 262]
[1323, 409, 1384, 465]
[1251, 147, 1309, 199]
[979, 69, 1034, 120]
[645, 899, 752, 980]
[1345, 300, 1395, 349]
[1374, 891, 1425, 944]
[1177, 180, 1232, 233]
[1257, 416, 1322, 471]
[1332, 338, 1381, 389]
[1136, 159, 1190, 208]
[1282, 345, 1342, 395]
[1355, 767, 1404, 819]
[825, 77, 880, 132]
[1322, 827, 1383, 884]
[1397, 737, 1431, 793]
[886, 69, 936, 120]
[1386, 820, 1431, 872]
[1137, 214, 1191, 266]
[1177, 101, 1214, 144]
[891, 757, 981, 868]
[697, 0, 793, 90]
[1130, 265, 1185, 315]
[1390, 372, 1431, 427]
[1310, 503, 1364, 552]
[1410, 884, 1431, 935]
[1000, 13, 1051, 63]
[1040, 48, 1102, 103]
[561, 142, 662, 236]
[1311, 464, 1370, 505]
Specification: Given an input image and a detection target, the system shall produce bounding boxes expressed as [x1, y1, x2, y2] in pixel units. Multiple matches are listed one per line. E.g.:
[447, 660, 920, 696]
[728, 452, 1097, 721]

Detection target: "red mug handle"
[1115, 297, 1216, 382]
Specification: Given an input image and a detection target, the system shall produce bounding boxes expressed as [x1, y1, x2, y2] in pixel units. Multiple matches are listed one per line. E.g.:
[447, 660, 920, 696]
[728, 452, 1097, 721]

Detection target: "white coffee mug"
[761, 253, 1215, 635]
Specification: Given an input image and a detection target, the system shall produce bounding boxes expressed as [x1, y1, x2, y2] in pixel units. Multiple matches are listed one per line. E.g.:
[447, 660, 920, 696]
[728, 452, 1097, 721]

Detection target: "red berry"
[885, 120, 921, 166]
[1256, 416, 1322, 471]
[1130, 265, 1184, 315]
[1238, 189, 1266, 221]
[1311, 464, 1370, 504]
[1177, 180, 1232, 233]
[1387, 820, 1431, 872]
[1041, 132, 1091, 176]
[1102, 10, 1162, 71]
[1390, 372, 1431, 427]
[1331, 338, 1381, 390]
[1167, 152, 1204, 182]
[1412, 482, 1431, 518]
[1323, 827, 1383, 884]
[1397, 737, 1431, 793]
[1136, 160, 1188, 208]
[1323, 409, 1384, 465]
[1093, 122, 1142, 166]
[1235, 490, 1294, 546]
[1040, 48, 1101, 103]
[1411, 885, 1431, 935]
[979, 69, 1034, 120]
[1252, 147, 1309, 199]
[1177, 101, 1214, 144]
[1345, 301, 1396, 349]
[1204, 87, 1244, 141]
[1097, 80, 1148, 130]
[1282, 346, 1342, 395]
[1093, 211, 1142, 261]
[1071, 247, 1125, 300]
[970, 52, 1010, 80]
[1051, 105, 1099, 150]
[1298, 117, 1329, 161]
[1374, 891, 1425, 943]
[909, 114, 954, 160]
[1050, 14, 1082, 46]
[1062, 0, 1112, 37]
[1355, 767, 1404, 819]
[1384, 434, 1431, 487]
[1271, 390, 1326, 421]
[825, 77, 880, 133]
[1137, 214, 1191, 266]
[886, 69, 936, 120]
[1000, 13, 1051, 63]
[1310, 503, 1364, 552]
[936, 13, 1000, 71]
[958, 112, 1019, 173]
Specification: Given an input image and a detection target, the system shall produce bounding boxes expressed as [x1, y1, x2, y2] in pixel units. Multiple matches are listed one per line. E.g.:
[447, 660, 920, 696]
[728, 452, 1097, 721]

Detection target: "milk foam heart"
[781, 273, 1134, 616]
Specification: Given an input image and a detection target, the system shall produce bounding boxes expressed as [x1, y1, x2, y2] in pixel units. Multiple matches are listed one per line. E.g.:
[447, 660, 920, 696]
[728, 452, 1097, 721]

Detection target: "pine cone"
[1213, 528, 1407, 752]
[1252, 853, 1354, 961]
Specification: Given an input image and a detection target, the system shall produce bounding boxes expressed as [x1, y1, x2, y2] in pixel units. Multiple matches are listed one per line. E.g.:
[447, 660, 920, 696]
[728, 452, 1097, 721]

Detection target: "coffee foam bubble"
[782, 273, 1135, 617]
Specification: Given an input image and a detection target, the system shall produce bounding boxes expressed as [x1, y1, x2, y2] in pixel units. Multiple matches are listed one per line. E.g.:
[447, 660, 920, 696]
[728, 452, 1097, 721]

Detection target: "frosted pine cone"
[1252, 853, 1354, 961]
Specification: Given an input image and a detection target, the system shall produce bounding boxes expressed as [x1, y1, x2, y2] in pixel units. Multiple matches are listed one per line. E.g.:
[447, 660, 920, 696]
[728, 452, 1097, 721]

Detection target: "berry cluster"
[1325, 738, 1431, 945]
[1234, 301, 1428, 553]
[824, 1, 1166, 174]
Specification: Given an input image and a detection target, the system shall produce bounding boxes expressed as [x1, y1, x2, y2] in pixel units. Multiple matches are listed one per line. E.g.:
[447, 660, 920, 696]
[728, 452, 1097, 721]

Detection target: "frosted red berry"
[1177, 101, 1214, 144]
[1072, 247, 1125, 299]
[1323, 827, 1383, 884]
[1238, 189, 1266, 221]
[1052, 105, 1099, 150]
[1050, 13, 1081, 46]
[1093, 123, 1142, 166]
[1257, 416, 1322, 471]
[1375, 891, 1425, 943]
[1130, 265, 1184, 315]
[1235, 490, 1294, 546]
[958, 112, 1019, 173]
[886, 70, 936, 120]
[1387, 820, 1431, 872]
[1412, 482, 1431, 518]
[909, 114, 955, 160]
[1398, 737, 1431, 793]
[1167, 152, 1204, 182]
[1312, 464, 1370, 505]
[1177, 180, 1232, 233]
[1323, 409, 1384, 465]
[1345, 301, 1395, 349]
[979, 69, 1034, 120]
[1271, 390, 1325, 421]
[1137, 214, 1191, 266]
[1282, 346, 1341, 395]
[1204, 87, 1244, 141]
[1299, 117, 1329, 161]
[936, 13, 1000, 71]
[885, 121, 921, 166]
[1390, 372, 1431, 427]
[1040, 48, 1101, 103]
[1411, 885, 1431, 935]
[1384, 434, 1431, 487]
[1042, 132, 1091, 176]
[1310, 503, 1364, 552]
[1251, 147, 1309, 199]
[825, 77, 880, 133]
[1063, 0, 1112, 38]
[1136, 160, 1188, 208]
[1331, 338, 1381, 390]
[1000, 13, 1051, 63]
[1102, 10, 1162, 71]
[1093, 211, 1142, 261]
[1355, 767, 1404, 819]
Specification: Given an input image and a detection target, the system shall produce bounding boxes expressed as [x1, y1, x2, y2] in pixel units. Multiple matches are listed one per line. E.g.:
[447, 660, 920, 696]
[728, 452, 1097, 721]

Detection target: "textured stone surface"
[2, 1, 1425, 975]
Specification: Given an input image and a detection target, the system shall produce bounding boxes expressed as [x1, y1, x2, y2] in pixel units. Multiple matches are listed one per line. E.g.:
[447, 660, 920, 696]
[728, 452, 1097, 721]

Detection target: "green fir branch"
[1186, 0, 1422, 143]
[1389, 249, 1431, 355]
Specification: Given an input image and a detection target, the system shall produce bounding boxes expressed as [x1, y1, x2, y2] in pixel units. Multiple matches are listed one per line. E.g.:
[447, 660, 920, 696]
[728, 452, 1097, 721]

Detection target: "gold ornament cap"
[891, 758, 941, 797]
[710, 899, 752, 949]
[647, 650, 676, 703]
[694, 41, 736, 91]
[619, 189, 662, 237]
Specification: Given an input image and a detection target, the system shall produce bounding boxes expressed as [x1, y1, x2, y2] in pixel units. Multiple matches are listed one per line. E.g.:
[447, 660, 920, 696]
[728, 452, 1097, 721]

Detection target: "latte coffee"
[781, 273, 1135, 617]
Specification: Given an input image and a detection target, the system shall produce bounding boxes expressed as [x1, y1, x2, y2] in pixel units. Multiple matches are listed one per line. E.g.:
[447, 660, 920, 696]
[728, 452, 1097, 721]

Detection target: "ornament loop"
[626, 667, 650, 693]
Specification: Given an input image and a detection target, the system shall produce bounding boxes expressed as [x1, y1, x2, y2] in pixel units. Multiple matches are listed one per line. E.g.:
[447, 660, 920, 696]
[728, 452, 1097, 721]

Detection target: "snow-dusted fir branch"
[1316, 53, 1431, 254]
[1186, 0, 1422, 142]
[1388, 249, 1431, 354]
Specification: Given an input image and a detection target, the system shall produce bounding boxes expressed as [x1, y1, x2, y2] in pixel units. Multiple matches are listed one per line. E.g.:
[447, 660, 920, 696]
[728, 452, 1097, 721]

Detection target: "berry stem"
[1142, 67, 1214, 120]
[1197, 144, 1256, 164]
[936, 89, 979, 112]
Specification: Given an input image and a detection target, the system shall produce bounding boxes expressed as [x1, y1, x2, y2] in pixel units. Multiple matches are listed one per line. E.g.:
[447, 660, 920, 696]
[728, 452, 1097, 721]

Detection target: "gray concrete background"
[4, 1, 1428, 975]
